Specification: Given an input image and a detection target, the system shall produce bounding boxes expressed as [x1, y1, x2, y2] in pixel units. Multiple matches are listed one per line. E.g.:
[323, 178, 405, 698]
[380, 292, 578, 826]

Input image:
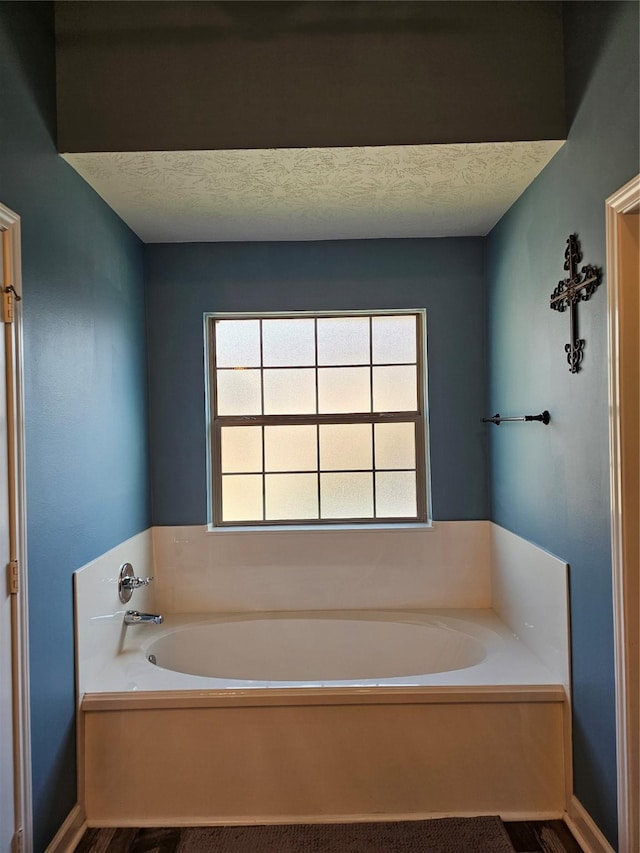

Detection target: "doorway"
[0, 203, 30, 853]
[607, 174, 640, 853]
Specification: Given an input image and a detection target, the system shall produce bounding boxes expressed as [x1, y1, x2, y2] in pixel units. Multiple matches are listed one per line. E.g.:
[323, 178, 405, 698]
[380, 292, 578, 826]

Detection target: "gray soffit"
[63, 141, 564, 243]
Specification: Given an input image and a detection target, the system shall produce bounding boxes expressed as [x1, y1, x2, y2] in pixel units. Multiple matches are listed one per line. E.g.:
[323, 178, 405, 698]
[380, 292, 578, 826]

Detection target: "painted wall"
[486, 1, 639, 846]
[55, 1, 566, 153]
[145, 238, 488, 526]
[0, 3, 150, 849]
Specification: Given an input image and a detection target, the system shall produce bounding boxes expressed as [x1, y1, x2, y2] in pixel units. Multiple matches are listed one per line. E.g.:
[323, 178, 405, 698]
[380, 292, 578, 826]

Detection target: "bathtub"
[80, 608, 568, 826]
[88, 608, 561, 691]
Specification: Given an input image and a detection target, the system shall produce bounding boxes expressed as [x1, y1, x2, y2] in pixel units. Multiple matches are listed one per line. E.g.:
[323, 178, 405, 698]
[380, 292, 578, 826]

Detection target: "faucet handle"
[118, 563, 154, 603]
[121, 575, 154, 589]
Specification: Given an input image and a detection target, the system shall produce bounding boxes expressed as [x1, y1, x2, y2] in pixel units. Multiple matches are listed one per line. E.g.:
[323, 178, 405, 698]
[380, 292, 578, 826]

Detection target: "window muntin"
[208, 311, 428, 526]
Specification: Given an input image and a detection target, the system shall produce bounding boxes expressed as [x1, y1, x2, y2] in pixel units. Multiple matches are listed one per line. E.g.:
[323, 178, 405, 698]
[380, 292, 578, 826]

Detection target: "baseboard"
[45, 804, 87, 853]
[87, 810, 565, 828]
[565, 797, 615, 853]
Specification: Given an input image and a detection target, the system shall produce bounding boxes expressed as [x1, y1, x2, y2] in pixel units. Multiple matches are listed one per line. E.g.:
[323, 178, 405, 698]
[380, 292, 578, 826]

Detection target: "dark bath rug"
[76, 816, 517, 852]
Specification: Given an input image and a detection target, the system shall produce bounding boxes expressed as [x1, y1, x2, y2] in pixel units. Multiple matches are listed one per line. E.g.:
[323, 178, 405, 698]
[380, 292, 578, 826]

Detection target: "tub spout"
[124, 610, 163, 625]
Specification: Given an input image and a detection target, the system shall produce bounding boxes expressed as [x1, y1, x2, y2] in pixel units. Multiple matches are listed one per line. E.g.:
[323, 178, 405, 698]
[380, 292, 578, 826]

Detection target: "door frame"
[0, 202, 32, 853]
[606, 174, 640, 853]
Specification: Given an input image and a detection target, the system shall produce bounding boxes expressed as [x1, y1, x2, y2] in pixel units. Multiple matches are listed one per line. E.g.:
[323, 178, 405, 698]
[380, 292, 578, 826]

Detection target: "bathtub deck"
[82, 682, 564, 711]
[82, 608, 564, 694]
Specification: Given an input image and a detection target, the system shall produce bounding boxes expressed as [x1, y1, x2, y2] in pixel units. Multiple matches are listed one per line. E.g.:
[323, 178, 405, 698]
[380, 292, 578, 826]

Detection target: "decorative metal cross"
[549, 234, 601, 373]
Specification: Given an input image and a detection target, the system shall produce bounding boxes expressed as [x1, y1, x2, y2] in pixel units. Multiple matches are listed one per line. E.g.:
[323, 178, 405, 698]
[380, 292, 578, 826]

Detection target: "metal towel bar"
[481, 410, 550, 426]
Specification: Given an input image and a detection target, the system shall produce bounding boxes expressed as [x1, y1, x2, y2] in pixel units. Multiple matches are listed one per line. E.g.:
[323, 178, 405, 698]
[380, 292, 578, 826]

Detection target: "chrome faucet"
[124, 610, 163, 625]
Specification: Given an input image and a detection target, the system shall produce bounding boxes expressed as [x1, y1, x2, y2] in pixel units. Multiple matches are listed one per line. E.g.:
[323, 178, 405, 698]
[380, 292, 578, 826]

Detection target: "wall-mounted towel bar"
[481, 410, 550, 426]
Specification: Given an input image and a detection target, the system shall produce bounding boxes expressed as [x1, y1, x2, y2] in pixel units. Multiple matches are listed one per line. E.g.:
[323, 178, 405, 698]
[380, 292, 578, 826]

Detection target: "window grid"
[259, 320, 266, 521]
[209, 312, 426, 526]
[314, 319, 321, 517]
[369, 316, 377, 518]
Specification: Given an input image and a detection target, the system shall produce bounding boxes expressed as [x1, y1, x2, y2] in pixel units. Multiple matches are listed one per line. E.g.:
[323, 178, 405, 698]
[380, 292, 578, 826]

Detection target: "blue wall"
[486, 1, 639, 846]
[145, 239, 488, 525]
[0, 3, 150, 849]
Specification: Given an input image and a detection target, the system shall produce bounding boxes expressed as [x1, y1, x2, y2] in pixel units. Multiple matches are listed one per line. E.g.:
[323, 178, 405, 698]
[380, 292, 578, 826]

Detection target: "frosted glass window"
[265, 474, 318, 520]
[265, 425, 317, 472]
[318, 367, 370, 413]
[221, 426, 262, 473]
[209, 311, 427, 526]
[319, 424, 372, 470]
[375, 471, 417, 518]
[317, 317, 370, 365]
[216, 369, 262, 416]
[321, 472, 373, 518]
[374, 422, 416, 469]
[264, 369, 316, 414]
[222, 475, 263, 522]
[215, 319, 261, 368]
[372, 315, 417, 364]
[373, 366, 417, 412]
[262, 318, 315, 366]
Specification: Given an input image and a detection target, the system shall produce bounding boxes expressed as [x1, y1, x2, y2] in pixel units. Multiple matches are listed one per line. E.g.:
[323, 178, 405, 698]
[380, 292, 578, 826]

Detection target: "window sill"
[206, 522, 434, 534]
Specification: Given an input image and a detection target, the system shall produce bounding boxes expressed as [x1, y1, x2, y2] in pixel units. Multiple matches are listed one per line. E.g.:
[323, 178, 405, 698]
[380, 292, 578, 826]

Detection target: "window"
[206, 311, 429, 526]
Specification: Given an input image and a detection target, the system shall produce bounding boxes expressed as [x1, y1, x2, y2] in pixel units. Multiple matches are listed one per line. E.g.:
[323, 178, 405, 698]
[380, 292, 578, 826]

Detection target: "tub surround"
[490, 524, 570, 694]
[151, 521, 492, 612]
[74, 529, 156, 702]
[74, 520, 570, 696]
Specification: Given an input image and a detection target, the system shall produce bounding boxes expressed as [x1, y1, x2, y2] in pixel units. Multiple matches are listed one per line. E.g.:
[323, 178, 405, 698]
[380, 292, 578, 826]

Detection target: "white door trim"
[606, 173, 640, 853]
[0, 202, 32, 853]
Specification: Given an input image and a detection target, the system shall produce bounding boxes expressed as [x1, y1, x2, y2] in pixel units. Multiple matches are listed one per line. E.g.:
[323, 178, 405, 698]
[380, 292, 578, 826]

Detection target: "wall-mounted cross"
[549, 234, 601, 373]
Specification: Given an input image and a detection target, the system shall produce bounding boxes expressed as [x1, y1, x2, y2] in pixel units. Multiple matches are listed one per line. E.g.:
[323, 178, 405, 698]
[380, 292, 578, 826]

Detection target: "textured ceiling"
[63, 141, 564, 243]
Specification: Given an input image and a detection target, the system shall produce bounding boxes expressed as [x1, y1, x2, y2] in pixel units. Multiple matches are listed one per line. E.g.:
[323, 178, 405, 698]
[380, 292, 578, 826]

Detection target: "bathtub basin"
[146, 613, 486, 681]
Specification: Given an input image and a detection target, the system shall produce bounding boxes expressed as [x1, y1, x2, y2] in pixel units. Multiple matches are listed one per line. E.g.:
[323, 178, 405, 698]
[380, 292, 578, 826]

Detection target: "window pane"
[265, 473, 318, 520]
[320, 472, 373, 518]
[319, 424, 372, 470]
[265, 425, 317, 472]
[317, 317, 370, 365]
[374, 422, 416, 469]
[318, 367, 370, 413]
[376, 471, 417, 518]
[215, 319, 261, 368]
[373, 365, 417, 412]
[372, 315, 417, 364]
[263, 368, 316, 414]
[262, 318, 315, 366]
[221, 426, 262, 473]
[216, 369, 262, 415]
[222, 474, 263, 522]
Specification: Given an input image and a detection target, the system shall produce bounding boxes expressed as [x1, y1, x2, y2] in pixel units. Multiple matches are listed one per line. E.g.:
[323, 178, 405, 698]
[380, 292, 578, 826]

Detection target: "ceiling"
[63, 140, 564, 243]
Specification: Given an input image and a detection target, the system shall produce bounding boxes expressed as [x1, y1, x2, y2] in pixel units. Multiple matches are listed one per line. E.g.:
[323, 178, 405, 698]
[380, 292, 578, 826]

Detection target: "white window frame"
[204, 309, 431, 528]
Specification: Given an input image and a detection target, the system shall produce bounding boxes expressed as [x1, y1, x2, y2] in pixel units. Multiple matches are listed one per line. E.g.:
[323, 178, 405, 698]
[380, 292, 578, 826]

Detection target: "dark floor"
[503, 821, 583, 853]
[74, 819, 584, 853]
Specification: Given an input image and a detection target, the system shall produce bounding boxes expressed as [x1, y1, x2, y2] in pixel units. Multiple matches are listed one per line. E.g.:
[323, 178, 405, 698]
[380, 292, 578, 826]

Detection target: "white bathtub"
[81, 609, 568, 825]
[86, 608, 560, 693]
[146, 612, 488, 681]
